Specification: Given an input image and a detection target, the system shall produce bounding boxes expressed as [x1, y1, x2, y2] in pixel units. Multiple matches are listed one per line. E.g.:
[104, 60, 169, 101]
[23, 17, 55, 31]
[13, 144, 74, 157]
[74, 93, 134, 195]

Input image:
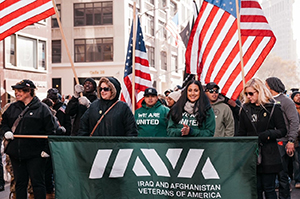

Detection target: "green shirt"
[167, 108, 215, 137]
[135, 101, 170, 137]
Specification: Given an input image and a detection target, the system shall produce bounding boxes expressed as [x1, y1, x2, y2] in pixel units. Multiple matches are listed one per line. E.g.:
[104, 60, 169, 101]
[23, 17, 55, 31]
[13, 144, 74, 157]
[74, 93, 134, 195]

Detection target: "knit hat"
[291, 91, 300, 100]
[84, 78, 97, 91]
[265, 77, 285, 93]
[168, 91, 181, 102]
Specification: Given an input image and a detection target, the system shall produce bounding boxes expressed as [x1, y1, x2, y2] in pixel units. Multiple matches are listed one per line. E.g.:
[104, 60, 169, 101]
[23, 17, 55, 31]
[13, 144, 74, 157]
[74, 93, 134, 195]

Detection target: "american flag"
[185, 0, 276, 100]
[166, 12, 181, 47]
[0, 0, 55, 41]
[121, 18, 152, 110]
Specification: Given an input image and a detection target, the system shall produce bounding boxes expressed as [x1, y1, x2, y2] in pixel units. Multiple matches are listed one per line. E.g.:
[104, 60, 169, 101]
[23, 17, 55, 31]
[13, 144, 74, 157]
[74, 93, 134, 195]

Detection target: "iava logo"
[89, 148, 220, 180]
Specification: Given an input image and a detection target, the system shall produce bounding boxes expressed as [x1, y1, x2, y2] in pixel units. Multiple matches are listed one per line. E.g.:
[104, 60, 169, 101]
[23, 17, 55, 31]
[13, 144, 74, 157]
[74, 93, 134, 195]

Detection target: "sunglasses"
[244, 91, 257, 96]
[99, 87, 110, 92]
[206, 89, 219, 94]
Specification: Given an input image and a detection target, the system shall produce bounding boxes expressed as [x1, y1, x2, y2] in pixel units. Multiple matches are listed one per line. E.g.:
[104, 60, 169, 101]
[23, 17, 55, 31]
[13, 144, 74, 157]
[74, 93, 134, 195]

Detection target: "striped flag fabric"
[166, 12, 181, 47]
[0, 0, 55, 41]
[185, 0, 276, 100]
[121, 18, 152, 110]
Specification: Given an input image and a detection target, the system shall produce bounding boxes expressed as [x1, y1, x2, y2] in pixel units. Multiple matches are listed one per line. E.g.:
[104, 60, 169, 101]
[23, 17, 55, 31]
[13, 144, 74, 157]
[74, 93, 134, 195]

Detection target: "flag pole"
[14, 135, 48, 139]
[51, 0, 82, 95]
[235, 0, 246, 88]
[132, 2, 137, 113]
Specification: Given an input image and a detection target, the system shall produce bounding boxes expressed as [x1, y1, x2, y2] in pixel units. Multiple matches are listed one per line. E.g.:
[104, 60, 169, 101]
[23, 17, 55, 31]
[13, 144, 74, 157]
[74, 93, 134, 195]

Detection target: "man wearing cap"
[1, 79, 56, 199]
[266, 77, 299, 198]
[66, 78, 98, 136]
[135, 87, 170, 137]
[47, 88, 71, 136]
[204, 82, 234, 137]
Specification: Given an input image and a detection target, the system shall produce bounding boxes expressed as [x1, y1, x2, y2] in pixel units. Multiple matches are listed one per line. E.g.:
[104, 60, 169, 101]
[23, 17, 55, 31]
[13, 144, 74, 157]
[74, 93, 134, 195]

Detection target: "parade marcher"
[290, 91, 300, 189]
[167, 80, 215, 137]
[47, 88, 71, 135]
[66, 78, 98, 136]
[135, 88, 169, 137]
[237, 77, 287, 199]
[204, 82, 234, 137]
[78, 77, 137, 136]
[265, 77, 299, 198]
[1, 79, 56, 199]
[166, 90, 181, 108]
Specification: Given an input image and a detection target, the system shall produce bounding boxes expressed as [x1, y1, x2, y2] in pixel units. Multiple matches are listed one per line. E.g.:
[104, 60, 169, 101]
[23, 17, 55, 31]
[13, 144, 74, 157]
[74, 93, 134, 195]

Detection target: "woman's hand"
[181, 124, 190, 136]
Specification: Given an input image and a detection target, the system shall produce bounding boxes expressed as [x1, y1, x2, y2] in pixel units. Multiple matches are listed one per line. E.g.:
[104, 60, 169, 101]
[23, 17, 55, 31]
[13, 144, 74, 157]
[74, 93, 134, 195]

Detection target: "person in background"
[164, 89, 173, 97]
[78, 77, 137, 137]
[237, 77, 287, 199]
[47, 88, 71, 135]
[66, 78, 98, 136]
[135, 88, 169, 137]
[265, 77, 298, 199]
[1, 79, 56, 199]
[166, 90, 181, 108]
[290, 91, 300, 189]
[167, 80, 215, 137]
[204, 82, 234, 137]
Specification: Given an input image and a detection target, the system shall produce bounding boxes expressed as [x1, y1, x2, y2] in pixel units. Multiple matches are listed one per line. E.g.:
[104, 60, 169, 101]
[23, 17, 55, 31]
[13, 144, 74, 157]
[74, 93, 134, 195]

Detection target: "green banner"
[48, 136, 257, 199]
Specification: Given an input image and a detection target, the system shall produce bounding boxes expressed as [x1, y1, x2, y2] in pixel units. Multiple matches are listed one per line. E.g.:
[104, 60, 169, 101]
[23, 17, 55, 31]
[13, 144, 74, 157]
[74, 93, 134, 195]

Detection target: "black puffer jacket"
[1, 97, 56, 159]
[53, 100, 71, 135]
[237, 103, 287, 173]
[78, 77, 137, 136]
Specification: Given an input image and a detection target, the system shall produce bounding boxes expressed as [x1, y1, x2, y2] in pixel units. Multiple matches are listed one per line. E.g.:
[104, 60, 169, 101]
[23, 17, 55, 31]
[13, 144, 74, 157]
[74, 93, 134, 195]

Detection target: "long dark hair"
[168, 80, 211, 127]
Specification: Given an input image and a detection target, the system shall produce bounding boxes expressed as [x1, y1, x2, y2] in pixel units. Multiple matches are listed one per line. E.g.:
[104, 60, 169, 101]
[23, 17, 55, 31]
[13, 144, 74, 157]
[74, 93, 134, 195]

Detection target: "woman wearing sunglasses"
[167, 80, 215, 137]
[237, 77, 287, 199]
[78, 77, 137, 137]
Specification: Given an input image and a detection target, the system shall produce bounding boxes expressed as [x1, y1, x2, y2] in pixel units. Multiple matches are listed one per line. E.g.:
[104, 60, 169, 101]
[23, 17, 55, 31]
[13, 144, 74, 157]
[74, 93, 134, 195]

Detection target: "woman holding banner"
[1, 79, 56, 199]
[167, 80, 215, 137]
[237, 77, 287, 199]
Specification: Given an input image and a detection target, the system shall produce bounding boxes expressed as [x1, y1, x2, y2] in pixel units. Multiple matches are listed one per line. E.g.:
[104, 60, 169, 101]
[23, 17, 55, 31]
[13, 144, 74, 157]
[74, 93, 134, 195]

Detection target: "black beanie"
[291, 91, 300, 100]
[84, 78, 97, 91]
[266, 77, 285, 93]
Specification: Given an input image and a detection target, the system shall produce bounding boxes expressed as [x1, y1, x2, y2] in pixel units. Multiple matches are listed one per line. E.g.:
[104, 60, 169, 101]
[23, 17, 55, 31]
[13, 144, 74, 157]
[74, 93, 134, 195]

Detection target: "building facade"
[261, 0, 297, 62]
[0, 19, 53, 107]
[51, 0, 196, 96]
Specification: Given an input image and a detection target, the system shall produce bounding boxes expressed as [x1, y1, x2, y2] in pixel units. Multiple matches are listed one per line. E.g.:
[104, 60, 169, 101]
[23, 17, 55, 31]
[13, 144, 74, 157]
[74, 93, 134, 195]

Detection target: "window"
[5, 34, 16, 66]
[170, 1, 177, 16]
[52, 40, 61, 63]
[171, 55, 178, 73]
[52, 78, 61, 94]
[18, 36, 37, 69]
[161, 51, 167, 70]
[158, 21, 167, 39]
[74, 38, 113, 62]
[5, 34, 47, 71]
[74, 2, 113, 26]
[38, 41, 46, 69]
[147, 46, 155, 68]
[145, 14, 154, 36]
[51, 4, 61, 28]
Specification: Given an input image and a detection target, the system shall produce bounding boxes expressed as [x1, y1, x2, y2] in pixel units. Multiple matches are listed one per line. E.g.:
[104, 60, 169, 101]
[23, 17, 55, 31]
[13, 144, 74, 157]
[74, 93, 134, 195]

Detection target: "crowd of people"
[0, 76, 299, 199]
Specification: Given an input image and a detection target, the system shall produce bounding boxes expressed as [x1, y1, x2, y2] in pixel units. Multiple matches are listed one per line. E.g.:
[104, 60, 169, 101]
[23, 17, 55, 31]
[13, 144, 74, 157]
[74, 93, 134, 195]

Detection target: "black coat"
[78, 77, 137, 137]
[237, 103, 287, 173]
[1, 97, 56, 159]
[53, 101, 71, 135]
[65, 92, 97, 136]
[78, 100, 137, 136]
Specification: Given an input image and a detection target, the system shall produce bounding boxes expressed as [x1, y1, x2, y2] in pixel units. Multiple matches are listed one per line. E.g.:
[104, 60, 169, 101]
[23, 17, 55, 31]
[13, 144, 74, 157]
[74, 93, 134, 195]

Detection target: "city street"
[1, 181, 300, 199]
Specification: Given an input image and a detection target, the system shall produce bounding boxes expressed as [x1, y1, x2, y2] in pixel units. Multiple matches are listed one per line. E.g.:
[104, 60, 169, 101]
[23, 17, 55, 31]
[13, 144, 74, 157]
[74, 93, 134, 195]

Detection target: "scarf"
[184, 101, 198, 114]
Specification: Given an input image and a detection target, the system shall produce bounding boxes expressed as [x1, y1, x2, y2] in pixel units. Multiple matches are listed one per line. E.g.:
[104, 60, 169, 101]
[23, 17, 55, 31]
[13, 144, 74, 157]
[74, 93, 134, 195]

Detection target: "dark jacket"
[66, 91, 97, 136]
[1, 97, 56, 159]
[53, 100, 71, 135]
[237, 103, 287, 173]
[78, 77, 137, 136]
